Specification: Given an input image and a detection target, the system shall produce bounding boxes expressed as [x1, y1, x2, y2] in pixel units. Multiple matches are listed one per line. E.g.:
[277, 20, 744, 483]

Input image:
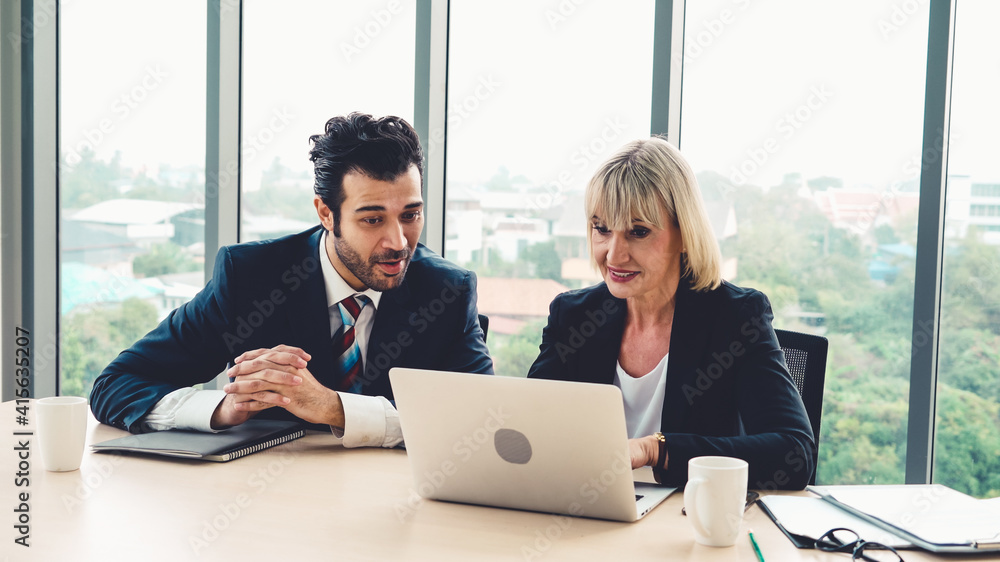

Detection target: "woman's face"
[590, 209, 684, 302]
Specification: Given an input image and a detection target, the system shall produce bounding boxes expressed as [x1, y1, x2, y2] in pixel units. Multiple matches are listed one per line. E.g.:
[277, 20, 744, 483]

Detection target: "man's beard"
[334, 236, 412, 291]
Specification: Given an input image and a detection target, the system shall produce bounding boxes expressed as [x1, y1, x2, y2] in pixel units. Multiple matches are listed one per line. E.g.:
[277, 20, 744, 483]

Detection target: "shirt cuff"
[334, 392, 402, 448]
[176, 390, 228, 432]
[143, 388, 226, 433]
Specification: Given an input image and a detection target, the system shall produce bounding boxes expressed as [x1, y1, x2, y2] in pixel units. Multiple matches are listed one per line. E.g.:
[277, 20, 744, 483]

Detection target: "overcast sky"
[59, 0, 998, 196]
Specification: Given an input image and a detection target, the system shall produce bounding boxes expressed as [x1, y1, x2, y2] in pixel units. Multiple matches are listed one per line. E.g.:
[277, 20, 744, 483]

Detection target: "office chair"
[478, 314, 489, 342]
[774, 328, 829, 485]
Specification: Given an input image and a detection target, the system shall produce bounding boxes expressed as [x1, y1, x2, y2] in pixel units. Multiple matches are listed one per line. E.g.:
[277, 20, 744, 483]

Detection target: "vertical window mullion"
[2, 0, 59, 400]
[413, 0, 448, 255]
[204, 0, 242, 390]
[906, 0, 958, 485]
[205, 0, 242, 276]
[651, 0, 685, 145]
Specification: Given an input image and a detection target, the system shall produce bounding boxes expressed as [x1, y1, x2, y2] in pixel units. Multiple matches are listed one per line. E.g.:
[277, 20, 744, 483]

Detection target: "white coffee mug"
[36, 396, 89, 472]
[683, 456, 749, 547]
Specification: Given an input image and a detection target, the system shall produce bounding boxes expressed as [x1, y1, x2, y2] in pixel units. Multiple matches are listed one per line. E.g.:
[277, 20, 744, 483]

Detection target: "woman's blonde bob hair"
[585, 137, 722, 292]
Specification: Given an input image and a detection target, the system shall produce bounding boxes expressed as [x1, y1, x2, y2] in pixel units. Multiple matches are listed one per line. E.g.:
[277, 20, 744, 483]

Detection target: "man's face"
[320, 165, 424, 291]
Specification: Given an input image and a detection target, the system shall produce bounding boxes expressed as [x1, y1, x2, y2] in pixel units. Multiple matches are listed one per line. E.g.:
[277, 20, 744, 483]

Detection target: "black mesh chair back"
[774, 328, 828, 484]
[478, 314, 489, 342]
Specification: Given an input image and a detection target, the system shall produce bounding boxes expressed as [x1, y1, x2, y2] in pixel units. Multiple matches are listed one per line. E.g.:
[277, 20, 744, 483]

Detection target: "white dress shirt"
[143, 230, 404, 448]
[613, 353, 669, 439]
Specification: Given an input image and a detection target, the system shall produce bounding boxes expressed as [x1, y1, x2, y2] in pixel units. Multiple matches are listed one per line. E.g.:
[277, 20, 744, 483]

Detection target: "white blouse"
[614, 353, 669, 439]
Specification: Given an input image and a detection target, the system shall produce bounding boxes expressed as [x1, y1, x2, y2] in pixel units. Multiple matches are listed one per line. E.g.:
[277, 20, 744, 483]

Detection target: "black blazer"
[527, 279, 815, 489]
[90, 225, 493, 433]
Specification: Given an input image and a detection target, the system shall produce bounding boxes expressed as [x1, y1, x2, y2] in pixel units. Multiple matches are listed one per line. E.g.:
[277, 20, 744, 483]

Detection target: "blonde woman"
[527, 138, 814, 489]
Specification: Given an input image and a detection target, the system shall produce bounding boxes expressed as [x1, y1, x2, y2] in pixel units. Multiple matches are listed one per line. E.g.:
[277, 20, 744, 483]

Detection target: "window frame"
[0, 0, 957, 485]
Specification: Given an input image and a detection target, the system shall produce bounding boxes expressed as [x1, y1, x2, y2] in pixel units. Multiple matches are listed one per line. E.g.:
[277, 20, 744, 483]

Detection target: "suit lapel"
[577, 286, 626, 385]
[363, 274, 414, 396]
[285, 229, 339, 388]
[661, 279, 712, 432]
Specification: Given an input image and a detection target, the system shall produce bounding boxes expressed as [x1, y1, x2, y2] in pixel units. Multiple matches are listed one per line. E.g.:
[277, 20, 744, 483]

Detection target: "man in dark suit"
[90, 112, 493, 448]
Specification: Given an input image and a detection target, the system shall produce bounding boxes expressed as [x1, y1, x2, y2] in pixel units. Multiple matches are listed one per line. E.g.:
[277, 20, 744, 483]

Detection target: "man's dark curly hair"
[308, 112, 423, 236]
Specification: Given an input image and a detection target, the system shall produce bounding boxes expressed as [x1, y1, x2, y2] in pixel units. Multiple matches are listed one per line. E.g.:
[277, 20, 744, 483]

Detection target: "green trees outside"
[242, 157, 316, 224]
[59, 150, 198, 400]
[132, 242, 201, 278]
[61, 299, 158, 399]
[464, 242, 565, 283]
[489, 176, 1000, 497]
[58, 152, 999, 497]
[720, 179, 1000, 496]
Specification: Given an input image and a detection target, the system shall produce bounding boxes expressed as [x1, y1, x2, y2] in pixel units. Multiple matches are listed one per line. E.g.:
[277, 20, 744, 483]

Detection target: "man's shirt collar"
[320, 229, 383, 310]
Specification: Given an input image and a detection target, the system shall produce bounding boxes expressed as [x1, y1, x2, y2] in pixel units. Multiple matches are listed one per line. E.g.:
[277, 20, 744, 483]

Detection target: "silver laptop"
[389, 368, 675, 522]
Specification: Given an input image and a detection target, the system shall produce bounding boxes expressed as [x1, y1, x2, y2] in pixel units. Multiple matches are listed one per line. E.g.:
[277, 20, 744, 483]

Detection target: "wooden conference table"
[2, 401, 980, 561]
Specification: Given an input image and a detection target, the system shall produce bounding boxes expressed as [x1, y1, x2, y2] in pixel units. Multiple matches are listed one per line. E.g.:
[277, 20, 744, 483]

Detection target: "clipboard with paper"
[805, 484, 1000, 554]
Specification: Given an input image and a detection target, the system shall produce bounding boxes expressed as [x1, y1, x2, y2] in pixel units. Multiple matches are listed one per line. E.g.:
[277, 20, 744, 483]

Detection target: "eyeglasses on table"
[815, 528, 905, 562]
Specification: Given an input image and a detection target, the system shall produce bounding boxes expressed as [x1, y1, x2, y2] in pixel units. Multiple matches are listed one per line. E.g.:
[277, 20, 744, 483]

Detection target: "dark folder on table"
[759, 484, 1000, 554]
[92, 419, 304, 462]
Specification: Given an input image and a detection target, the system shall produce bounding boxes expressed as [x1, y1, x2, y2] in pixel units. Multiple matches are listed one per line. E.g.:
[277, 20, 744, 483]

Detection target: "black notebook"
[92, 420, 305, 462]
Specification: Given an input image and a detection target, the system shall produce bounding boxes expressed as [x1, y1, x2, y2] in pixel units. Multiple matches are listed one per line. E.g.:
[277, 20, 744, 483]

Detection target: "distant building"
[813, 187, 920, 235]
[70, 199, 201, 248]
[61, 220, 142, 279]
[704, 199, 739, 281]
[61, 262, 163, 316]
[139, 271, 204, 319]
[489, 216, 550, 263]
[445, 188, 484, 264]
[945, 176, 1000, 244]
[241, 214, 316, 242]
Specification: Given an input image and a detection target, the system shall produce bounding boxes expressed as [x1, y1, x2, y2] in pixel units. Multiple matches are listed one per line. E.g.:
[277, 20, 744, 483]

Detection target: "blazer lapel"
[576, 286, 627, 385]
[285, 229, 339, 388]
[362, 275, 414, 397]
[661, 279, 713, 432]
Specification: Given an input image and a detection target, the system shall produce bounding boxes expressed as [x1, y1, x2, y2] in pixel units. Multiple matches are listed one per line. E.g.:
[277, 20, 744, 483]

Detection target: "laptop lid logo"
[494, 428, 532, 464]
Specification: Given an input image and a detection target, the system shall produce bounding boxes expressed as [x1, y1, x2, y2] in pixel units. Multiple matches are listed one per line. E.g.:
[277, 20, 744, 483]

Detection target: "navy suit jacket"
[527, 279, 815, 490]
[91, 225, 493, 433]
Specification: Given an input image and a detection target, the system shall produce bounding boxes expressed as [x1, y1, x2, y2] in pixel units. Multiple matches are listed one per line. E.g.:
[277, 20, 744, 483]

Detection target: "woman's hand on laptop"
[629, 435, 668, 470]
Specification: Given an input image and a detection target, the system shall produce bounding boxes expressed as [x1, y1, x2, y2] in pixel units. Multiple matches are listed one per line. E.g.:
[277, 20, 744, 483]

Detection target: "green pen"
[748, 529, 765, 562]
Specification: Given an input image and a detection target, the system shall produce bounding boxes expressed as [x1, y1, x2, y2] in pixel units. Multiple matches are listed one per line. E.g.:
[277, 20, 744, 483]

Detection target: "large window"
[59, 1, 206, 397]
[444, 0, 655, 377]
[681, 0, 929, 486]
[936, 0, 1000, 498]
[241, 0, 416, 240]
[8, 0, 991, 493]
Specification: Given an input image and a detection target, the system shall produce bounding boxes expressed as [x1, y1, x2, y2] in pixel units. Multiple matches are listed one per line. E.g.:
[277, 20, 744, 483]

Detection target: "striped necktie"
[333, 294, 371, 393]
